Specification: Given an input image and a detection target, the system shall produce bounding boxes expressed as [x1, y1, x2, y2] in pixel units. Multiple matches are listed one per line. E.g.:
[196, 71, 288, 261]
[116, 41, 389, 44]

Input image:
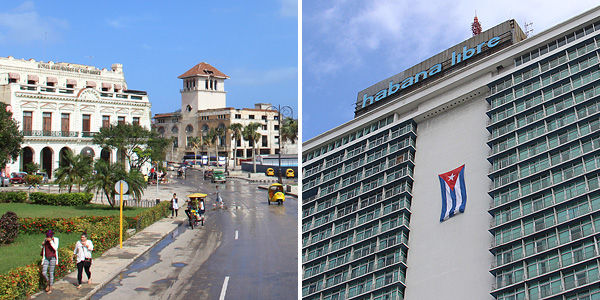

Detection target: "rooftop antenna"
[524, 20, 534, 37]
[43, 32, 47, 61]
[472, 12, 482, 36]
[85, 56, 94, 66]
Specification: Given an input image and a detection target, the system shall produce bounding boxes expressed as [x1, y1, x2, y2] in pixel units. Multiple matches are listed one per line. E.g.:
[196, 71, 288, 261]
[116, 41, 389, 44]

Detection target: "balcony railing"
[16, 84, 146, 101]
[22, 130, 79, 137]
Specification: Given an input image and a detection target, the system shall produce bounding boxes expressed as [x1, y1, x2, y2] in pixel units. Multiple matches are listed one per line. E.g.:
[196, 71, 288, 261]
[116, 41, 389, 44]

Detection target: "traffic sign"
[115, 180, 129, 194]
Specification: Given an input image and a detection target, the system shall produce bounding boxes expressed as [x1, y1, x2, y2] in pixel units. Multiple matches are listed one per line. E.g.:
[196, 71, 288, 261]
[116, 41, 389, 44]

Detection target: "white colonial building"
[154, 62, 297, 166]
[0, 56, 151, 179]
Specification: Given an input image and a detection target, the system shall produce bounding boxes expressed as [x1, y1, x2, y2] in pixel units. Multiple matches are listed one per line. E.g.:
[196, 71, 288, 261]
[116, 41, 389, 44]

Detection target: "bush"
[24, 175, 42, 186]
[29, 192, 93, 206]
[134, 201, 170, 231]
[0, 212, 19, 245]
[0, 192, 27, 203]
[0, 264, 39, 300]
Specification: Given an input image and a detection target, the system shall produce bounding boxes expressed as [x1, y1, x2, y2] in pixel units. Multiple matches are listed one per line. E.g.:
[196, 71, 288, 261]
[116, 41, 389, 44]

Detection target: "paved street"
[90, 169, 298, 300]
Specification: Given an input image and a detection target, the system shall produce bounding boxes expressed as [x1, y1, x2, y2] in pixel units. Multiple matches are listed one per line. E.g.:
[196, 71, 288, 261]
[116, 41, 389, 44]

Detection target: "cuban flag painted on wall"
[439, 164, 467, 222]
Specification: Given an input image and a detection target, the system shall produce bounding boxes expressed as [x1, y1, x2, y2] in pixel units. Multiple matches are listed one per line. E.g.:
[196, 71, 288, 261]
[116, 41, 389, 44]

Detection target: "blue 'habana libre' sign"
[360, 36, 501, 109]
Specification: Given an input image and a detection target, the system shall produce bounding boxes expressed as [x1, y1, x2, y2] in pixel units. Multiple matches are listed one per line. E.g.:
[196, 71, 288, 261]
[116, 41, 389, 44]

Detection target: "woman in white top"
[72, 232, 94, 289]
[171, 193, 179, 218]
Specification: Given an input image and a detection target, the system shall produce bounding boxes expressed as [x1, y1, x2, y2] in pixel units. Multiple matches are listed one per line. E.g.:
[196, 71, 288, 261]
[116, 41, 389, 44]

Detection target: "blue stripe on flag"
[439, 176, 447, 222]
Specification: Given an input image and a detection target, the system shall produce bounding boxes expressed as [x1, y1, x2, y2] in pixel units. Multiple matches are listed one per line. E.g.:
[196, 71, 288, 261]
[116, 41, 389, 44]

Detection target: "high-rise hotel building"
[302, 6, 600, 300]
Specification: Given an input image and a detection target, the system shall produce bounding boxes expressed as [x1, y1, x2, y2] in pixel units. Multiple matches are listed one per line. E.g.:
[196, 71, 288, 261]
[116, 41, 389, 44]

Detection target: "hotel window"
[118, 116, 125, 124]
[61, 113, 70, 132]
[23, 111, 32, 131]
[274, 125, 279, 130]
[132, 117, 140, 125]
[82, 114, 91, 132]
[262, 115, 267, 121]
[235, 114, 241, 119]
[102, 115, 110, 128]
[43, 112, 52, 134]
[262, 135, 268, 147]
[262, 125, 267, 130]
[249, 115, 255, 119]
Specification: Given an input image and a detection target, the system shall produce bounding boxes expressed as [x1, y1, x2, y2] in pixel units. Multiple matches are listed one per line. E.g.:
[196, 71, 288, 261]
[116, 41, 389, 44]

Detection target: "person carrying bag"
[72, 232, 94, 289]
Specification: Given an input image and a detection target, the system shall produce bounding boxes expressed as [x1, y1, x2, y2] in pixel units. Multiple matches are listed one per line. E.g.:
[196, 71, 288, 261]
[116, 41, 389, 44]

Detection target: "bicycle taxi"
[267, 183, 285, 205]
[186, 193, 207, 229]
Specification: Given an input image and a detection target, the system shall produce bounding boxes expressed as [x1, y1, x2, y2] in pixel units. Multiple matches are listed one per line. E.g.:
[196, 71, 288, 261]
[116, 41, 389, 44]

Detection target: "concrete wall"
[404, 96, 495, 299]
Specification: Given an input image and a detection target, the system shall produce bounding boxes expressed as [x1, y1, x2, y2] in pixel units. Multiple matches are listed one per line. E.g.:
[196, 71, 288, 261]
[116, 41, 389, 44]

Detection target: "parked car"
[203, 170, 213, 180]
[212, 170, 226, 183]
[36, 172, 49, 183]
[266, 168, 275, 176]
[10, 172, 27, 184]
[286, 168, 295, 178]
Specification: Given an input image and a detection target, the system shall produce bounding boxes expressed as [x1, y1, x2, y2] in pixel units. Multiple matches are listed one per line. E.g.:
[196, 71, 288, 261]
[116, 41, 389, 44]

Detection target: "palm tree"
[188, 136, 202, 166]
[54, 151, 92, 192]
[280, 117, 298, 146]
[242, 122, 262, 173]
[227, 123, 244, 169]
[85, 159, 146, 208]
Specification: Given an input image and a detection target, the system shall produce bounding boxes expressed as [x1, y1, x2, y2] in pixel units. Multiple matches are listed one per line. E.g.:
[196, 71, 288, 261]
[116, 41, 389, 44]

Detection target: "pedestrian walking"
[72, 232, 94, 289]
[41, 230, 59, 294]
[212, 185, 223, 208]
[171, 193, 179, 218]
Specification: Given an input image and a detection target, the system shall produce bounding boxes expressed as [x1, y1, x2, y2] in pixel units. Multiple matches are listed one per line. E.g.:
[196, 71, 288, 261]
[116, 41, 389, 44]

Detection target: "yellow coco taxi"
[267, 183, 285, 205]
[266, 168, 275, 176]
[286, 168, 295, 178]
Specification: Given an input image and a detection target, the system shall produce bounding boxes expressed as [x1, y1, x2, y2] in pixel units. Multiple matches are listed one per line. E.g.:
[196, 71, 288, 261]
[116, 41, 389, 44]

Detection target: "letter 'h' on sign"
[439, 164, 467, 222]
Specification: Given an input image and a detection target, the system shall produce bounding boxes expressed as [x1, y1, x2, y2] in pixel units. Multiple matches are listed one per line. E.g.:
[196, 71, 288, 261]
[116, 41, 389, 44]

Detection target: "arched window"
[186, 105, 192, 112]
[202, 124, 209, 136]
[158, 127, 165, 136]
[186, 124, 194, 134]
[171, 126, 178, 134]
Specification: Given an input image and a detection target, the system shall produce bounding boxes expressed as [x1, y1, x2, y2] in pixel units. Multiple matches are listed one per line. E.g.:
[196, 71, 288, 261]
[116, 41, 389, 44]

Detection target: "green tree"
[242, 122, 262, 173]
[85, 159, 146, 208]
[54, 151, 92, 192]
[207, 127, 225, 163]
[92, 123, 167, 171]
[227, 123, 244, 169]
[0, 103, 23, 169]
[280, 117, 298, 145]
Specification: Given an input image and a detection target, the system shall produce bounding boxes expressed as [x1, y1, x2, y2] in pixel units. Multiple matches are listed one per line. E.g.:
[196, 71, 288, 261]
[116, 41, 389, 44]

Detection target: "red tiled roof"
[178, 62, 229, 79]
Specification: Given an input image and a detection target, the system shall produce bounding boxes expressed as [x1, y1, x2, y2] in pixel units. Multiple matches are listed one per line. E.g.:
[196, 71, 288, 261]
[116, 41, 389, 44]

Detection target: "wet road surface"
[92, 170, 298, 300]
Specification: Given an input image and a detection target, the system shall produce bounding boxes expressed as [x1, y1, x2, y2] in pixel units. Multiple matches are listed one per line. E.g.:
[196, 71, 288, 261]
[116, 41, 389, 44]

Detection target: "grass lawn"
[0, 233, 82, 274]
[0, 203, 148, 274]
[0, 203, 147, 218]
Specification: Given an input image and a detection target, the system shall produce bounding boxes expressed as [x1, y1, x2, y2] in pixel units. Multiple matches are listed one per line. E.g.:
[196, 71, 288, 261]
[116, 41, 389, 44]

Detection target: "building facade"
[153, 62, 295, 166]
[0, 56, 151, 178]
[303, 6, 600, 300]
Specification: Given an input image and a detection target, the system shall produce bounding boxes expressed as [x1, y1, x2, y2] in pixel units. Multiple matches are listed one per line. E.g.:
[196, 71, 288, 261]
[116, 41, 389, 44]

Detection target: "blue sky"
[302, 0, 598, 141]
[0, 0, 298, 116]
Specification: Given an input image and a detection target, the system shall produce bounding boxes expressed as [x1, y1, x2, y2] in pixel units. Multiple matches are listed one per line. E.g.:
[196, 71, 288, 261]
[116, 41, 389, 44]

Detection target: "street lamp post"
[264, 104, 293, 184]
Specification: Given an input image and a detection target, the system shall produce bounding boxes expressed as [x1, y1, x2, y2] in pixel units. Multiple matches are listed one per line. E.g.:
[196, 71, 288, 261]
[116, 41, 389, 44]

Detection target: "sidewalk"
[30, 214, 188, 300]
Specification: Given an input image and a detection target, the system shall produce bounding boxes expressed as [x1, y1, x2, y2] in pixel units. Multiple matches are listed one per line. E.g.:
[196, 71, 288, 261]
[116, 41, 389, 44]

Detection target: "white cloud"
[106, 13, 156, 30]
[230, 66, 298, 85]
[278, 0, 298, 17]
[0, 3, 68, 44]
[304, 0, 597, 80]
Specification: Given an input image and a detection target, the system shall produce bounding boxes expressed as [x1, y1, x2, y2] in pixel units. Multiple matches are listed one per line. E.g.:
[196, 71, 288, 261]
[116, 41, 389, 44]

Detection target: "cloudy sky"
[0, 0, 298, 116]
[302, 0, 598, 141]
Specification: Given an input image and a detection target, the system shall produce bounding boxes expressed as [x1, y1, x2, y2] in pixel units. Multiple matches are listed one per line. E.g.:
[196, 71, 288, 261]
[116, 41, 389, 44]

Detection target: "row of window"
[492, 150, 600, 189]
[21, 111, 139, 133]
[514, 20, 600, 68]
[302, 265, 404, 298]
[490, 35, 600, 111]
[303, 115, 402, 163]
